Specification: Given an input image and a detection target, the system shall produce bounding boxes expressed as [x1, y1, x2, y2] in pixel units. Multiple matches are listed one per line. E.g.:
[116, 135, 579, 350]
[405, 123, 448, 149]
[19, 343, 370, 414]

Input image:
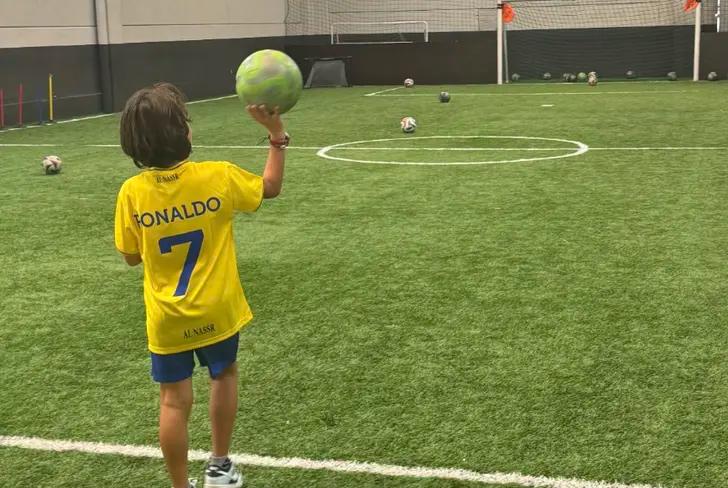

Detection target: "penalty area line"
[0, 435, 663, 488]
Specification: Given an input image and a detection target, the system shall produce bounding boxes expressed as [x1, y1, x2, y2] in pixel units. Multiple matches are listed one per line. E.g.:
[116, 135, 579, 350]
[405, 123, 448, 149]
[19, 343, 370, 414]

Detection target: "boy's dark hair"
[120, 82, 192, 169]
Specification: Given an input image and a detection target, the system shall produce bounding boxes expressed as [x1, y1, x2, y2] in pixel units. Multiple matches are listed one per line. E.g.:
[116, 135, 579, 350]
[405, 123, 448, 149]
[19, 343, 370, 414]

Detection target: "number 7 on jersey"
[159, 229, 204, 297]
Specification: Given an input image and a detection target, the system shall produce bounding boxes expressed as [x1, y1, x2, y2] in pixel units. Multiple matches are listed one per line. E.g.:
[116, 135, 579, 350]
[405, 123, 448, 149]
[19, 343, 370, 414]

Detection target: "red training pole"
[0, 89, 4, 128]
[18, 84, 24, 126]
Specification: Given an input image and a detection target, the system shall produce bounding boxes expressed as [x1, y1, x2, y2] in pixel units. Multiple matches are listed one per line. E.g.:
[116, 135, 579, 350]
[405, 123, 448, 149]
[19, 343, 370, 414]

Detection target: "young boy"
[114, 82, 288, 488]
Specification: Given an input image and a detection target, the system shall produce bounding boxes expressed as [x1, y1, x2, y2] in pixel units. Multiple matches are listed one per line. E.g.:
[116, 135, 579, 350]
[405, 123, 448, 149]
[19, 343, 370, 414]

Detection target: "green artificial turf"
[1, 81, 727, 487]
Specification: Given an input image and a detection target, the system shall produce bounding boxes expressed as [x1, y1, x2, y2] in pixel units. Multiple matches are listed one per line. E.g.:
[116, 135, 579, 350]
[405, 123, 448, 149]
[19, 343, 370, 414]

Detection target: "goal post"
[497, 0, 504, 85]
[499, 0, 709, 83]
[693, 0, 702, 81]
[330, 21, 429, 45]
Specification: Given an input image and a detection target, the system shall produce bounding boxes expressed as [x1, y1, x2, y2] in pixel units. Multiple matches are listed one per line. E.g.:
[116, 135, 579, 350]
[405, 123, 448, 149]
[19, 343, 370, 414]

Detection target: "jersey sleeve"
[114, 182, 140, 255]
[226, 163, 264, 213]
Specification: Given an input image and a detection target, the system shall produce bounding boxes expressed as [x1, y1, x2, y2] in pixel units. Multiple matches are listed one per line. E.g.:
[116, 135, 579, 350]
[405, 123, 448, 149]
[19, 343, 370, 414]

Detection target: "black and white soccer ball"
[511, 73, 520, 82]
[667, 71, 678, 81]
[543, 72, 552, 81]
[404, 78, 415, 88]
[42, 155, 62, 175]
[400, 117, 417, 134]
[588, 72, 598, 86]
[707, 71, 719, 81]
[439, 91, 451, 103]
[626, 70, 637, 79]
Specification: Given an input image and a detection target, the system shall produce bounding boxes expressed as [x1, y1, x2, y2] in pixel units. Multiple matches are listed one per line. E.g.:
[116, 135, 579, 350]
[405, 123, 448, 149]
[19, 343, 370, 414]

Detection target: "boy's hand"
[246, 105, 285, 139]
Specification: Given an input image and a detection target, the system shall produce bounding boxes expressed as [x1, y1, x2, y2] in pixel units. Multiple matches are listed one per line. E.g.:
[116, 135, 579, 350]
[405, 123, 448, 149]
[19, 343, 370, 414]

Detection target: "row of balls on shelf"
[512, 71, 599, 85]
[512, 71, 721, 82]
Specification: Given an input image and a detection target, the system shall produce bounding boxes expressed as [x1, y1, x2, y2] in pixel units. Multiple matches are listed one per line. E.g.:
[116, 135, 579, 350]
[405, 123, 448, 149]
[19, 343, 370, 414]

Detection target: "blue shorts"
[150, 333, 239, 383]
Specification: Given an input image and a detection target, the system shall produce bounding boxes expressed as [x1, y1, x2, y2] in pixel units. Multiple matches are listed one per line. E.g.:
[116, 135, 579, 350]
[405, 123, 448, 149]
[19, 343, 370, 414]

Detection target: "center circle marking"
[316, 135, 590, 166]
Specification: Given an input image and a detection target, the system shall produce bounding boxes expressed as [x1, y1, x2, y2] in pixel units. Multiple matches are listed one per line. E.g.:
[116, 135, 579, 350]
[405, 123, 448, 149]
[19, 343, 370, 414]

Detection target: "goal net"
[285, 1, 495, 40]
[503, 0, 710, 81]
[331, 21, 429, 44]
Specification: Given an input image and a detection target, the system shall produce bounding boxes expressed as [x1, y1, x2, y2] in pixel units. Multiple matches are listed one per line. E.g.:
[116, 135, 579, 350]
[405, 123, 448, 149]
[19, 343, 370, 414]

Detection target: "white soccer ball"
[404, 78, 415, 88]
[400, 116, 417, 134]
[42, 155, 62, 175]
[588, 74, 598, 87]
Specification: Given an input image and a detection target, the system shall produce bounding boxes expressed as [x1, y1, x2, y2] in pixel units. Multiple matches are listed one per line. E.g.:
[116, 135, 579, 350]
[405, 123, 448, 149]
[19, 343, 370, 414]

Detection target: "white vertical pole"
[693, 1, 702, 81]
[718, 0, 722, 32]
[497, 0, 503, 85]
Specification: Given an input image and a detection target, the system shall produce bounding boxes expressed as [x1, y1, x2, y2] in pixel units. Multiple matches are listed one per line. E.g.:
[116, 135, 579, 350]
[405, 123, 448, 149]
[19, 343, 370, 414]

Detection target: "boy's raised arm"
[246, 105, 287, 199]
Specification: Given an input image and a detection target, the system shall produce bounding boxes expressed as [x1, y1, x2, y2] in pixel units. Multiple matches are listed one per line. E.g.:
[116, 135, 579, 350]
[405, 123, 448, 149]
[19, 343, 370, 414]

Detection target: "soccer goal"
[497, 0, 711, 84]
[330, 21, 429, 45]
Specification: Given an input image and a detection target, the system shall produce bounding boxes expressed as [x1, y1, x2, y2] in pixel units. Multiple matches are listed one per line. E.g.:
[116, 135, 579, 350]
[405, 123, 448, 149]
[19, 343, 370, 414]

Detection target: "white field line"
[187, 94, 236, 105]
[364, 86, 406, 96]
[56, 113, 116, 124]
[0, 94, 236, 134]
[0, 435, 663, 488]
[373, 90, 689, 97]
[588, 147, 726, 151]
[1, 144, 726, 152]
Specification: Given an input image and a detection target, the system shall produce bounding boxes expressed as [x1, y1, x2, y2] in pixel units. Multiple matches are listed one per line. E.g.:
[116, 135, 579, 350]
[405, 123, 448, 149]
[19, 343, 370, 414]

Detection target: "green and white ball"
[401, 117, 417, 134]
[577, 72, 587, 82]
[235, 49, 303, 114]
[42, 155, 62, 175]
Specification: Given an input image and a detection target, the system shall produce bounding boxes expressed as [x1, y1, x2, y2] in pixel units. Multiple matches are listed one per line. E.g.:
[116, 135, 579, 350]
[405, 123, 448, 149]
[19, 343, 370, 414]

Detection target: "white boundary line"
[370, 90, 689, 97]
[0, 435, 663, 488]
[0, 94, 236, 134]
[187, 95, 236, 105]
[0, 143, 726, 152]
[364, 86, 406, 96]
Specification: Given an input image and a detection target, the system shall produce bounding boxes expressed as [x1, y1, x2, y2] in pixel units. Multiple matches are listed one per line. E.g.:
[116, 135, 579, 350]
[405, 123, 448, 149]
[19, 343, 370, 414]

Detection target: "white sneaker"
[204, 458, 244, 487]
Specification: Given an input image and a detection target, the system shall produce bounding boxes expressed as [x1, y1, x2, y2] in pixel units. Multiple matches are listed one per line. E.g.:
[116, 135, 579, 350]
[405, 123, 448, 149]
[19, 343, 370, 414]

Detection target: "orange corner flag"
[684, 0, 700, 12]
[503, 2, 515, 23]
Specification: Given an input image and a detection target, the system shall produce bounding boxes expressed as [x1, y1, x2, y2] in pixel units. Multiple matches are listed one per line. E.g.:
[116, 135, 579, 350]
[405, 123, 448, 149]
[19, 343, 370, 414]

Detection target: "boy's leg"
[159, 378, 194, 488]
[209, 361, 238, 457]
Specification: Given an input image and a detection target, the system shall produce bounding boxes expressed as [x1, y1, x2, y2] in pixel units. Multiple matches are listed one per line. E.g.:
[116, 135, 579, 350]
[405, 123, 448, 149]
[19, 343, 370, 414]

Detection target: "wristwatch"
[269, 132, 290, 149]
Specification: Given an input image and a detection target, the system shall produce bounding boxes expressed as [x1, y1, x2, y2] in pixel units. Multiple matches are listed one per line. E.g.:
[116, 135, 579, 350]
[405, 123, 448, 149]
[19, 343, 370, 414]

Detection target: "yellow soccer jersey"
[114, 161, 263, 354]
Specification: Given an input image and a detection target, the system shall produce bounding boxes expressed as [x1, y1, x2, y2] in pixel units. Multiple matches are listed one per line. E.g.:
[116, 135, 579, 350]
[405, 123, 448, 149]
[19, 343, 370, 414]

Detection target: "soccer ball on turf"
[511, 73, 520, 82]
[400, 117, 417, 134]
[235, 49, 303, 115]
[568, 73, 577, 83]
[707, 71, 719, 81]
[404, 78, 415, 88]
[577, 72, 587, 82]
[667, 72, 678, 81]
[626, 70, 637, 79]
[42, 155, 62, 175]
[439, 91, 451, 103]
[543, 72, 552, 80]
[588, 72, 598, 86]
